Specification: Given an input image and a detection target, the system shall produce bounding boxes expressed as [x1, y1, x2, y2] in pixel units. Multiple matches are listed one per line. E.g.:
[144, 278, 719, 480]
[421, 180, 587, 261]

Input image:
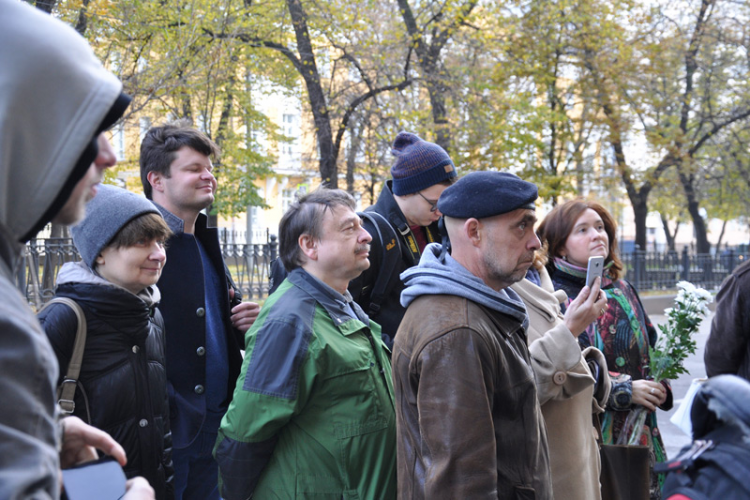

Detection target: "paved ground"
[650, 309, 713, 459]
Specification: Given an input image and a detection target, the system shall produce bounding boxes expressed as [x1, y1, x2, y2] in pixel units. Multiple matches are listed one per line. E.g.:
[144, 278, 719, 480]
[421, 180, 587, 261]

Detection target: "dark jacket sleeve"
[268, 258, 287, 295]
[153, 308, 175, 499]
[705, 269, 750, 378]
[37, 301, 80, 385]
[0, 289, 59, 500]
[224, 262, 245, 346]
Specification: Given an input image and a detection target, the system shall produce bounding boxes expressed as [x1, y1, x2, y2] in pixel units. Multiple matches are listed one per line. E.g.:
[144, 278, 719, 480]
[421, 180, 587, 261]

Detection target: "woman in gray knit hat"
[37, 185, 175, 499]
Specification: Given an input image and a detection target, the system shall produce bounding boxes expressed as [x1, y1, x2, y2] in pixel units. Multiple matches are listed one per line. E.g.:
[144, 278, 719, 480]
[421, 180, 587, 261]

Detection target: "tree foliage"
[38, 0, 750, 248]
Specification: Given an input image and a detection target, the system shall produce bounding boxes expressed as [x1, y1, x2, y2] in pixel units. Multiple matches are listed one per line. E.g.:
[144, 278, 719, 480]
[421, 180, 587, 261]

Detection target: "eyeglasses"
[417, 191, 439, 213]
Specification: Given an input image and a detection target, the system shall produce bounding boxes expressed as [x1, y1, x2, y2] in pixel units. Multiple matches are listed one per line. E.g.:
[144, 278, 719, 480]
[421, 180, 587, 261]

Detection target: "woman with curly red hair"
[538, 199, 673, 499]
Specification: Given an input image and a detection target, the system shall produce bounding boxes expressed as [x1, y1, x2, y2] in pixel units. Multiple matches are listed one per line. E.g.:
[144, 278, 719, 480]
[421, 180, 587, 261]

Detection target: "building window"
[281, 188, 295, 213]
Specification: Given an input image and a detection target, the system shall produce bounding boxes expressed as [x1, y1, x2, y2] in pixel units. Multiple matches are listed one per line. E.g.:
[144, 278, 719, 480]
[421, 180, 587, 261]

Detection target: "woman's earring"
[562, 255, 568, 261]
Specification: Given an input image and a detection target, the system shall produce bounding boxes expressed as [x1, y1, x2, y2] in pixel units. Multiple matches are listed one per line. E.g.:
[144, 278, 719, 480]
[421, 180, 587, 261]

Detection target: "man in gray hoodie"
[391, 171, 552, 499]
[0, 1, 152, 498]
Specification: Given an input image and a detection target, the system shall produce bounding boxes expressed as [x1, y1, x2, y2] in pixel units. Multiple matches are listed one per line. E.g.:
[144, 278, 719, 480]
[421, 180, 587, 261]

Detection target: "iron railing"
[18, 238, 745, 308]
[621, 247, 748, 291]
[18, 236, 278, 309]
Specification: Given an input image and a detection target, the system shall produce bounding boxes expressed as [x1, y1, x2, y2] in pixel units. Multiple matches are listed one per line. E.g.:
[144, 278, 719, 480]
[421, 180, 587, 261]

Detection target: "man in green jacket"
[214, 188, 396, 499]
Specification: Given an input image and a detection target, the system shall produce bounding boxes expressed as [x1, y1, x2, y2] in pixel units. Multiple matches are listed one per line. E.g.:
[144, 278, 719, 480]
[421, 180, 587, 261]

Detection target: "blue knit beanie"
[71, 184, 161, 269]
[390, 132, 457, 196]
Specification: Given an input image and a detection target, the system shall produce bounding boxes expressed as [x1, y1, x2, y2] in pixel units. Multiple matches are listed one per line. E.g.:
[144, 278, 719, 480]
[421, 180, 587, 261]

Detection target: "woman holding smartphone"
[538, 199, 672, 500]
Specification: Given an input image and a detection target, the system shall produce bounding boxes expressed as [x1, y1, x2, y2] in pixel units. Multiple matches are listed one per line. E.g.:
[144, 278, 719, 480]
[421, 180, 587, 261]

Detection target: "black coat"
[349, 181, 440, 343]
[155, 206, 243, 448]
[38, 271, 173, 500]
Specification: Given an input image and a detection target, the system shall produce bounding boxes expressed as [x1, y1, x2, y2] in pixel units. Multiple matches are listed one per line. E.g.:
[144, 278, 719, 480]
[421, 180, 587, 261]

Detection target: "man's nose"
[94, 133, 117, 171]
[360, 227, 372, 244]
[529, 232, 541, 250]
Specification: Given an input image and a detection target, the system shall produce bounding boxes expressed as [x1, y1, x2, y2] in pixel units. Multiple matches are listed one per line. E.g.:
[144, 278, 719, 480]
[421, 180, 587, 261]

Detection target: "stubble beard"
[484, 252, 535, 288]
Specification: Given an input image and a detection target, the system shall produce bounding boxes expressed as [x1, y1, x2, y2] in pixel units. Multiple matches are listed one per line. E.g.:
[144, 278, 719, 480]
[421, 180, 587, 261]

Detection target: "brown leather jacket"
[392, 294, 552, 500]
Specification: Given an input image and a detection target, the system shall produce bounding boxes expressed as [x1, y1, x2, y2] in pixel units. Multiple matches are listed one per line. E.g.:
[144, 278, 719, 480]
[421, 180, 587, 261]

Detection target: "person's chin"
[590, 247, 609, 259]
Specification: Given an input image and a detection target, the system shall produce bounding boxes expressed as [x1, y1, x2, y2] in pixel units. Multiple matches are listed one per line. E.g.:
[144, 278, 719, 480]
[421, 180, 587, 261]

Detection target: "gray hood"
[401, 243, 529, 329]
[0, 0, 123, 256]
[57, 261, 162, 307]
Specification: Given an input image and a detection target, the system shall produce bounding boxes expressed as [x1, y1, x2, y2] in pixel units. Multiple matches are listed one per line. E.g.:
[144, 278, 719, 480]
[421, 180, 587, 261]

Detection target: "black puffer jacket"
[38, 262, 174, 500]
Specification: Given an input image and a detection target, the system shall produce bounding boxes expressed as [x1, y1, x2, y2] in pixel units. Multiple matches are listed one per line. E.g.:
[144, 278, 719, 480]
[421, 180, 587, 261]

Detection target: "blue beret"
[437, 171, 538, 219]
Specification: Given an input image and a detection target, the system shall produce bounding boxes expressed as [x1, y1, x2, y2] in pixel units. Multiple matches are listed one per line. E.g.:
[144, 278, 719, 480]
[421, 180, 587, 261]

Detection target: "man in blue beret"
[391, 171, 552, 499]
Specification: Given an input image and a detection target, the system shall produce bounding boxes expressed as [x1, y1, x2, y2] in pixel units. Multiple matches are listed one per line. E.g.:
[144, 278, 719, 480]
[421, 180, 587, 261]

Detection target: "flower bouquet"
[617, 281, 712, 445]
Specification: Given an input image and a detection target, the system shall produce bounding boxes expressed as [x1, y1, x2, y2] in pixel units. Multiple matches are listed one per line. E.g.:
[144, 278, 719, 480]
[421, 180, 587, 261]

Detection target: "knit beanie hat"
[71, 184, 160, 269]
[390, 132, 457, 196]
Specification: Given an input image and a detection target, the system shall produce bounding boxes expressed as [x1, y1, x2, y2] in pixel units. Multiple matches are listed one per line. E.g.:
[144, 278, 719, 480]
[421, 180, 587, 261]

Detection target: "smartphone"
[61, 457, 127, 500]
[586, 256, 605, 288]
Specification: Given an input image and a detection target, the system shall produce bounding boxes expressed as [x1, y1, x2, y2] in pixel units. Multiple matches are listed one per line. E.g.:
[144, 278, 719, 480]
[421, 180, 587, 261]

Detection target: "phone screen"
[62, 457, 127, 500]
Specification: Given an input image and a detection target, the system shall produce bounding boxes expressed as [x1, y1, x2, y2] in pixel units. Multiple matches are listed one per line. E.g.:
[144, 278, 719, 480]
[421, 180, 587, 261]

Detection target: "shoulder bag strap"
[41, 297, 87, 415]
[359, 211, 401, 317]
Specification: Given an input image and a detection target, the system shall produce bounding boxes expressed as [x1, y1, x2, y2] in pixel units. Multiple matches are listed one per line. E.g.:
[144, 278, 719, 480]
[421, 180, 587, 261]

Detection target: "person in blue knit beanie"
[348, 131, 458, 348]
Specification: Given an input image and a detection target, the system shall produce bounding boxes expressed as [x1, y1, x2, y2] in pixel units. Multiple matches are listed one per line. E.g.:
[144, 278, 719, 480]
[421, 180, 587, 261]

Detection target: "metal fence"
[17, 236, 278, 309]
[621, 247, 749, 292]
[17, 237, 747, 308]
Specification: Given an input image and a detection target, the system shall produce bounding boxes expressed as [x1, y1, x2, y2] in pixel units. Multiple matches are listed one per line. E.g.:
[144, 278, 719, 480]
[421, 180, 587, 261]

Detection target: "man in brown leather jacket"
[392, 171, 552, 499]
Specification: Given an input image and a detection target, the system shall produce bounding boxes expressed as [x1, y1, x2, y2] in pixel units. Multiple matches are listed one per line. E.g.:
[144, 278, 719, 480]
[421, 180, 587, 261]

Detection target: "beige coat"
[512, 268, 610, 500]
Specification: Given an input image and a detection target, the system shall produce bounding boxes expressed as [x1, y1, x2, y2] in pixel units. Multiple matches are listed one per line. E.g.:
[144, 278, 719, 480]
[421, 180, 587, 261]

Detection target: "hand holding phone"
[586, 256, 604, 288]
[62, 457, 126, 500]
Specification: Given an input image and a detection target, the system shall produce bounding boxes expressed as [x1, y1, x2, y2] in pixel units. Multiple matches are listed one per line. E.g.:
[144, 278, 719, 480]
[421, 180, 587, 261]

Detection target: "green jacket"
[214, 268, 397, 499]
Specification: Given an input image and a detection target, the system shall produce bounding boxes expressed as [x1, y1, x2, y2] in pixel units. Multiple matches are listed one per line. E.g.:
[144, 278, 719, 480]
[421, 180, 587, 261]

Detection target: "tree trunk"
[396, 0, 477, 153]
[678, 170, 710, 253]
[74, 0, 90, 35]
[426, 80, 451, 152]
[34, 0, 56, 13]
[660, 214, 676, 252]
[632, 198, 648, 251]
[715, 219, 728, 253]
[345, 116, 362, 194]
[286, 0, 336, 188]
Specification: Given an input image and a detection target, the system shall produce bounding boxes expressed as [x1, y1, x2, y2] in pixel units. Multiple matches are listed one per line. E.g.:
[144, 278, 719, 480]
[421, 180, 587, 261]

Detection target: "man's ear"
[147, 171, 164, 194]
[465, 218, 482, 247]
[95, 254, 105, 267]
[298, 234, 318, 261]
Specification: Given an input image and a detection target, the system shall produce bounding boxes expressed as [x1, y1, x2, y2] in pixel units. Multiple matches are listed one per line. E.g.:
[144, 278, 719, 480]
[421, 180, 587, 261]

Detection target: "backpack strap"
[359, 211, 401, 318]
[41, 297, 87, 415]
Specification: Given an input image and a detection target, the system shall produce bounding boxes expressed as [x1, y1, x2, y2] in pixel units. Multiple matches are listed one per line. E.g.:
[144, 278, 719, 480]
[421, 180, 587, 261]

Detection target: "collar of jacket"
[288, 268, 373, 336]
[373, 181, 411, 235]
[373, 181, 439, 261]
[511, 276, 566, 324]
[155, 203, 211, 237]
